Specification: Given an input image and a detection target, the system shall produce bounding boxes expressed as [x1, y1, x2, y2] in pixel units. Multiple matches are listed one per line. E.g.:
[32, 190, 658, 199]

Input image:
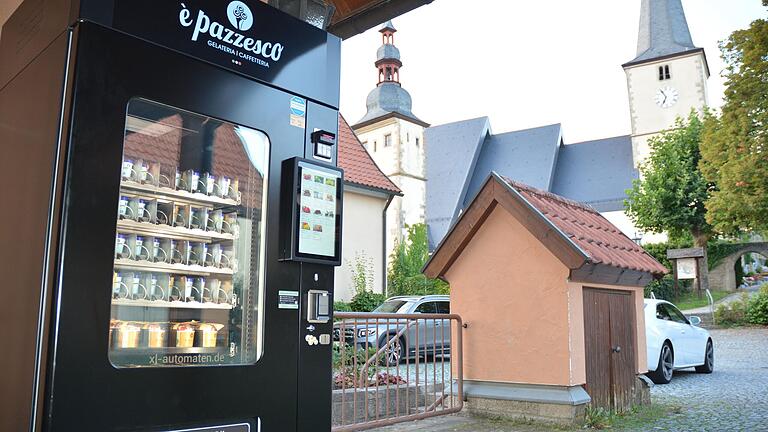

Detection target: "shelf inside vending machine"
[109, 97, 267, 369]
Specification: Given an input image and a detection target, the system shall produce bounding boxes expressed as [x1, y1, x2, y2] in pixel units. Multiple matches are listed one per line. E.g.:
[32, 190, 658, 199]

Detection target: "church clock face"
[655, 86, 679, 108]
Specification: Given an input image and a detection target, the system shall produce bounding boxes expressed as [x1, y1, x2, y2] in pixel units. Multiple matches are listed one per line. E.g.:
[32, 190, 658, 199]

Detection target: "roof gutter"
[344, 180, 403, 197]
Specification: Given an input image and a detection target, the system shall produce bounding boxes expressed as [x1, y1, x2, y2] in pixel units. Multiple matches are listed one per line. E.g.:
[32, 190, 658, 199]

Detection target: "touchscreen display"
[297, 165, 340, 258]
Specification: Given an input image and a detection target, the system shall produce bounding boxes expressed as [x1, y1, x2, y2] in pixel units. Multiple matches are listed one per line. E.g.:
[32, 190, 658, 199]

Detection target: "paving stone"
[628, 327, 768, 431]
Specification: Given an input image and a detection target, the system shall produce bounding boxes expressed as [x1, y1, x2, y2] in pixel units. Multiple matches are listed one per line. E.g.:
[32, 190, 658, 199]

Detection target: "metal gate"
[331, 312, 464, 431]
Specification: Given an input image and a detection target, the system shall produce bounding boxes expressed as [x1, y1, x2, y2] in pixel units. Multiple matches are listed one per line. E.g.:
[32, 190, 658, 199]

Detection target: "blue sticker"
[290, 96, 306, 117]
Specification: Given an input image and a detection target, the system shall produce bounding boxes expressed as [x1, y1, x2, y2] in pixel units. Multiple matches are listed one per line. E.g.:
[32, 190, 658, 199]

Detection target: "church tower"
[623, 0, 709, 167]
[352, 21, 429, 259]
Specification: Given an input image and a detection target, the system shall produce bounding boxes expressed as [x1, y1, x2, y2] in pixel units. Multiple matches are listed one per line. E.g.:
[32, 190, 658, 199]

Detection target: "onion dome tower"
[353, 20, 427, 128]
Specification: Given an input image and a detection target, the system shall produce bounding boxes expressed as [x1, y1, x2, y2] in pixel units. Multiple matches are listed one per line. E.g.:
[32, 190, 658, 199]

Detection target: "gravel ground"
[365, 327, 768, 432]
[381, 356, 453, 384]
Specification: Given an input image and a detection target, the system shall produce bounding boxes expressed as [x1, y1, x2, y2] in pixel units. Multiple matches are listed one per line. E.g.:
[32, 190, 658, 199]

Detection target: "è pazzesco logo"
[178, 1, 284, 65]
[227, 1, 253, 31]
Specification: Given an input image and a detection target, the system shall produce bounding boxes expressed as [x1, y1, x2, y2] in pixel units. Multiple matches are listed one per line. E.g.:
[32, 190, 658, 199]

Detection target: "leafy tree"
[700, 14, 768, 233]
[388, 224, 449, 296]
[625, 112, 715, 247]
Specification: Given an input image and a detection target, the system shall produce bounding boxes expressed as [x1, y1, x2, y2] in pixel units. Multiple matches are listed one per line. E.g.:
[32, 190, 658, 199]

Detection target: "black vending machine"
[0, 1, 343, 431]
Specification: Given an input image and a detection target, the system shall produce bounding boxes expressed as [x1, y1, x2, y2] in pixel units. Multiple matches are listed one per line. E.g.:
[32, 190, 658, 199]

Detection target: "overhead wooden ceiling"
[325, 0, 434, 39]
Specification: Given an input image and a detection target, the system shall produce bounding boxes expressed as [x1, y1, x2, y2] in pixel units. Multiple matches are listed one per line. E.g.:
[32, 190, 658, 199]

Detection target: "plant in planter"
[332, 343, 408, 388]
[373, 372, 407, 386]
[332, 344, 378, 388]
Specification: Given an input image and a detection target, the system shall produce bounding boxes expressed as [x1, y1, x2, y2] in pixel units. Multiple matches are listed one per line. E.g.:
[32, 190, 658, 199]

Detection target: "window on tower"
[415, 137, 420, 147]
[659, 65, 671, 80]
[362, 141, 368, 150]
[384, 134, 392, 148]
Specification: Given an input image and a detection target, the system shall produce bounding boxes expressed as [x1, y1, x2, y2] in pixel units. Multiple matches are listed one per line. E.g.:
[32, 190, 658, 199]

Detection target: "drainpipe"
[382, 193, 396, 298]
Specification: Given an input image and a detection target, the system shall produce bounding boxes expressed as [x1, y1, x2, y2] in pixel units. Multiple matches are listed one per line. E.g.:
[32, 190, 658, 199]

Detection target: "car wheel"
[647, 342, 674, 384]
[379, 333, 405, 366]
[695, 340, 714, 374]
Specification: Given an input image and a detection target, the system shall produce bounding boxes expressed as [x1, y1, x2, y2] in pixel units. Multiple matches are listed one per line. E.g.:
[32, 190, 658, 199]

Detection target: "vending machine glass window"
[109, 98, 269, 368]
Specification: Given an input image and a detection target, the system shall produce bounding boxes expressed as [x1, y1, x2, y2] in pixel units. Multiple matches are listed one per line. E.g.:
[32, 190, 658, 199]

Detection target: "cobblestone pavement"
[637, 327, 768, 431]
[365, 327, 768, 432]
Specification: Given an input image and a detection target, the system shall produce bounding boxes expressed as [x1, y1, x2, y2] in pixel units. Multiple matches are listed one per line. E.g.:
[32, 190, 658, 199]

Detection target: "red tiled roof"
[124, 114, 183, 168]
[502, 176, 668, 275]
[123, 114, 263, 207]
[337, 115, 401, 195]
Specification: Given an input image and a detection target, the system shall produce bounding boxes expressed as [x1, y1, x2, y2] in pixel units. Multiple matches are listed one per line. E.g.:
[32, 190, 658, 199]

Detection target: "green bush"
[388, 224, 450, 297]
[343, 251, 385, 312]
[349, 290, 386, 312]
[395, 274, 450, 296]
[332, 344, 378, 388]
[645, 275, 693, 301]
[714, 294, 750, 325]
[643, 243, 677, 271]
[746, 286, 768, 325]
[333, 301, 352, 313]
[645, 276, 675, 300]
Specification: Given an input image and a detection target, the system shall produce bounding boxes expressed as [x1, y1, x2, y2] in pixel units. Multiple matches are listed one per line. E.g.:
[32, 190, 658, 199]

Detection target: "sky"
[339, 0, 766, 144]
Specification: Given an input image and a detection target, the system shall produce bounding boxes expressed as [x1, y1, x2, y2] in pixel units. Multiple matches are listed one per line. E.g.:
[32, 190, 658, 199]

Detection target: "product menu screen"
[297, 165, 340, 258]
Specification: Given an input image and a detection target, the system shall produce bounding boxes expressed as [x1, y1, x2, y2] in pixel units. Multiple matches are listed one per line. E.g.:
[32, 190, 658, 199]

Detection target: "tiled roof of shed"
[502, 176, 667, 275]
[337, 115, 401, 195]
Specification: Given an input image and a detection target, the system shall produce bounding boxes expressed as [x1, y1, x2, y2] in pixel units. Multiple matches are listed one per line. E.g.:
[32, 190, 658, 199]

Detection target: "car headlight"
[358, 328, 377, 338]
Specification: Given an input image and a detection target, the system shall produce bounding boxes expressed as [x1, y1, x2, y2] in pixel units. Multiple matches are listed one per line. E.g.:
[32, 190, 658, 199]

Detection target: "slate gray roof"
[354, 82, 426, 128]
[551, 135, 638, 213]
[462, 124, 562, 209]
[425, 120, 637, 250]
[627, 0, 699, 65]
[377, 44, 401, 62]
[380, 20, 396, 33]
[425, 117, 490, 249]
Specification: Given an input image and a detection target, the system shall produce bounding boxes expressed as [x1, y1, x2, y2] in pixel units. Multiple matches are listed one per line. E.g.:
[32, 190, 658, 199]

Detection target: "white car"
[644, 299, 714, 384]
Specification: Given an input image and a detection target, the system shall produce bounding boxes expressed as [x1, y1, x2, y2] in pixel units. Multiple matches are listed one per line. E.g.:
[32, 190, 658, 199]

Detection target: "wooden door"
[583, 288, 637, 411]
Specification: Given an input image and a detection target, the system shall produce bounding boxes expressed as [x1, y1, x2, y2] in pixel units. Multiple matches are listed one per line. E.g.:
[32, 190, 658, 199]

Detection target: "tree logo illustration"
[227, 1, 254, 31]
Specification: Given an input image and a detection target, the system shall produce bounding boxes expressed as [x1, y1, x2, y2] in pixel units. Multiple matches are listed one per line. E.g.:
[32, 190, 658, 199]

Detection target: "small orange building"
[424, 173, 667, 423]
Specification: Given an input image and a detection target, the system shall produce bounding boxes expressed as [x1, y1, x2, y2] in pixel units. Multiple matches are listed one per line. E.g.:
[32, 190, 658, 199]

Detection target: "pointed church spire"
[626, 0, 700, 65]
[380, 20, 397, 34]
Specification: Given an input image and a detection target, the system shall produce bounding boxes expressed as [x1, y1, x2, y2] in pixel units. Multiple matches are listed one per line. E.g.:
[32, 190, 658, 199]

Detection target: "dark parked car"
[333, 295, 451, 365]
